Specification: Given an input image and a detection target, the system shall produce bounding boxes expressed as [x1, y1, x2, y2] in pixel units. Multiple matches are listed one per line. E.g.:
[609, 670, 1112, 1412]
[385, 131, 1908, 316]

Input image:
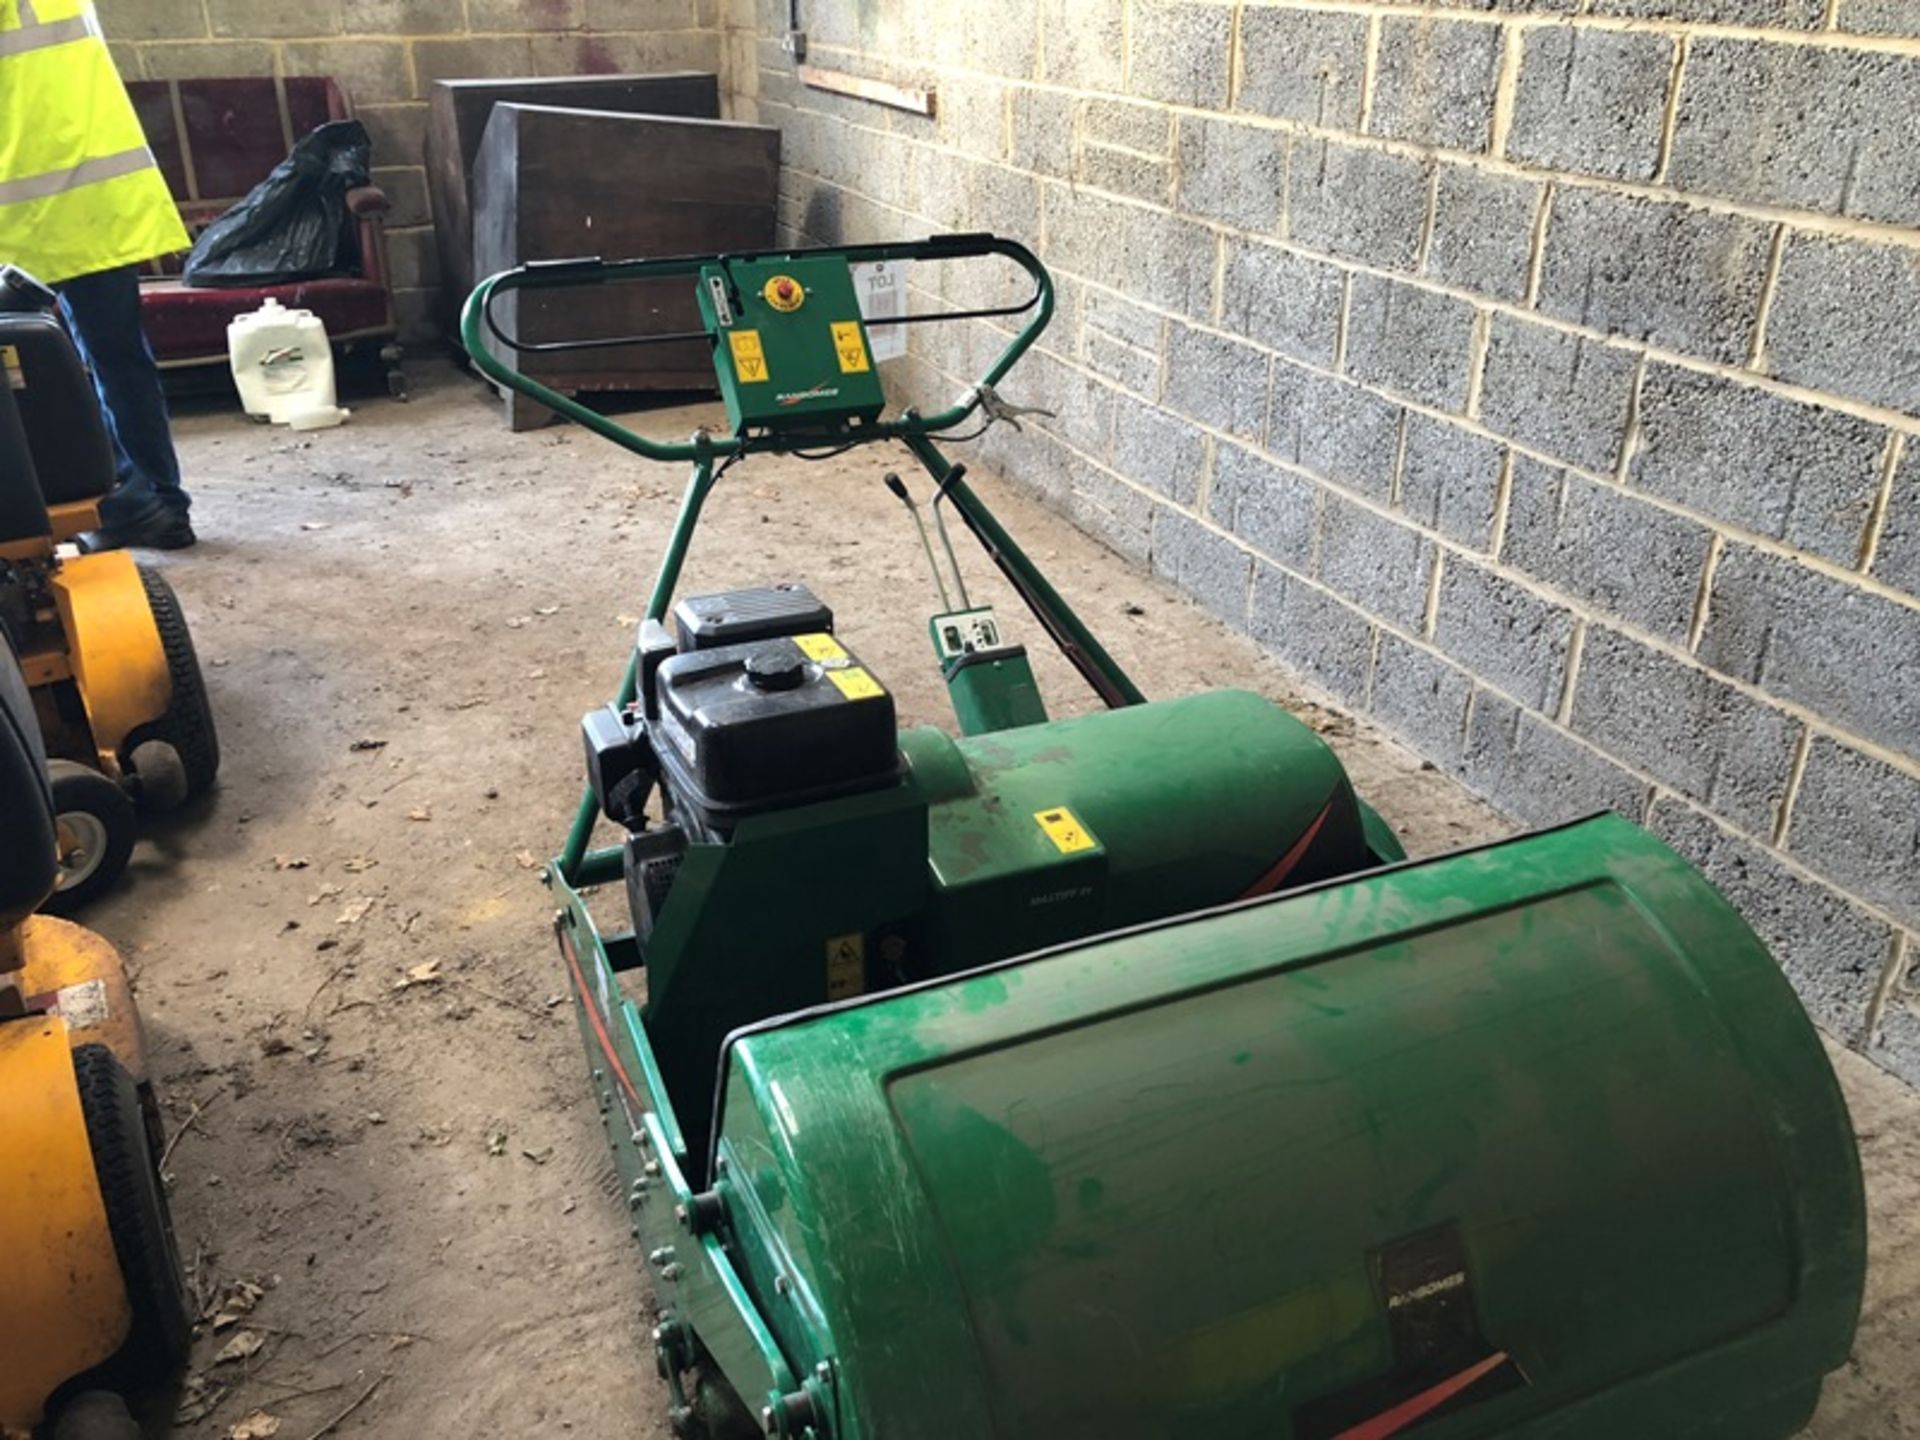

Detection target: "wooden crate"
[426, 72, 721, 332]
[470, 103, 779, 430]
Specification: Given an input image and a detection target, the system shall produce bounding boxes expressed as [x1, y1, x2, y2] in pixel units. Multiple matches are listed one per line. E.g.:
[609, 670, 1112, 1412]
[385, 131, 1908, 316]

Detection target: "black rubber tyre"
[43, 764, 137, 915]
[133, 566, 219, 798]
[50, 1391, 143, 1440]
[71, 1044, 193, 1387]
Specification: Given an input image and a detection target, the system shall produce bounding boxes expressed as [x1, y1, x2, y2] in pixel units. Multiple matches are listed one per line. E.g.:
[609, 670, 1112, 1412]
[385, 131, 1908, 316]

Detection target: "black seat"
[0, 625, 58, 930]
[0, 266, 116, 509]
[0, 370, 53, 545]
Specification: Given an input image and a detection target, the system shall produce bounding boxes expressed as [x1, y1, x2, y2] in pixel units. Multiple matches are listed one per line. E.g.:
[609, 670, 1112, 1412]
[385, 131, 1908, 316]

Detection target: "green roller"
[712, 814, 1862, 1440]
[463, 235, 1865, 1440]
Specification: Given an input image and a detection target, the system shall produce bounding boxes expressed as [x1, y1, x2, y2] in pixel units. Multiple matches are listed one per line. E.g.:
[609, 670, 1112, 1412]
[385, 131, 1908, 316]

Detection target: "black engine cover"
[652, 631, 897, 835]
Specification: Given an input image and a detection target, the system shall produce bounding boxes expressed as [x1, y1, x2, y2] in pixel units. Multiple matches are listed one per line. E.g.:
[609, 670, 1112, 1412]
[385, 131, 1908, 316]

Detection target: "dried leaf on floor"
[342, 856, 377, 873]
[300, 521, 329, 531]
[534, 605, 559, 616]
[308, 882, 343, 907]
[408, 806, 432, 822]
[349, 738, 388, 752]
[273, 855, 311, 871]
[214, 1329, 265, 1364]
[230, 1409, 281, 1439]
[505, 616, 530, 629]
[210, 1279, 265, 1330]
[395, 959, 442, 990]
[521, 1146, 553, 1166]
[615, 614, 640, 627]
[486, 1127, 508, 1157]
[513, 850, 540, 869]
[336, 897, 375, 926]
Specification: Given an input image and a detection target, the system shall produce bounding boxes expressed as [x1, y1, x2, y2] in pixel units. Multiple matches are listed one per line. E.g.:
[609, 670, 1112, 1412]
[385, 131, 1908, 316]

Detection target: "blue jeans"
[55, 265, 190, 526]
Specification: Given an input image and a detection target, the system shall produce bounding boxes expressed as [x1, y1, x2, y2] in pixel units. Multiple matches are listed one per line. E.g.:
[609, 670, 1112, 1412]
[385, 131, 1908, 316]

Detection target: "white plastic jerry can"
[226, 297, 349, 428]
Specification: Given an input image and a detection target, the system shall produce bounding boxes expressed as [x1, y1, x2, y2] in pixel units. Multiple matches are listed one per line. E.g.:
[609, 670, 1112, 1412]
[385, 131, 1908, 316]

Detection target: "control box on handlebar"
[695, 254, 888, 435]
[461, 233, 1054, 464]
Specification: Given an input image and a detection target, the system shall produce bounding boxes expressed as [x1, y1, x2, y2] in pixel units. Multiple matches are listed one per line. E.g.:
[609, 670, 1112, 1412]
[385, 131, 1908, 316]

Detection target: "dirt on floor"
[94, 359, 1916, 1437]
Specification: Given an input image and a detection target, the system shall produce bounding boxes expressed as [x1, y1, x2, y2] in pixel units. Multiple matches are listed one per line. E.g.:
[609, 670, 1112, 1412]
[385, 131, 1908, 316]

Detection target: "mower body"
[0, 1012, 132, 1435]
[562, 619, 1864, 1440]
[0, 911, 161, 1437]
[0, 283, 220, 907]
[0, 627, 187, 1437]
[0, 307, 172, 777]
[464, 237, 1866, 1440]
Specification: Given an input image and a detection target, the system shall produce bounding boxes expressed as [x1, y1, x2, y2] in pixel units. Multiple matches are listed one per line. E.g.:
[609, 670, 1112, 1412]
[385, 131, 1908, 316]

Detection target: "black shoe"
[77, 512, 197, 553]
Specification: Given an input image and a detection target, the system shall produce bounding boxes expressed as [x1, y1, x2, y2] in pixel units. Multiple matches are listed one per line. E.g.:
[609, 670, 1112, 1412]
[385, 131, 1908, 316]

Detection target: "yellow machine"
[0, 627, 192, 1440]
[0, 266, 218, 911]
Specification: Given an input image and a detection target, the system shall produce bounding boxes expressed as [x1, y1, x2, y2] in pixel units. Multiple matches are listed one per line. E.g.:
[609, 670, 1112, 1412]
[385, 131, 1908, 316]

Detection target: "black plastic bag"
[182, 120, 372, 287]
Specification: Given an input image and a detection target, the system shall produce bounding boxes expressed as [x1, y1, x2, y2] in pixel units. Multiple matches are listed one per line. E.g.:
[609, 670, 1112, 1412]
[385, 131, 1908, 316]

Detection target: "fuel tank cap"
[744, 646, 807, 692]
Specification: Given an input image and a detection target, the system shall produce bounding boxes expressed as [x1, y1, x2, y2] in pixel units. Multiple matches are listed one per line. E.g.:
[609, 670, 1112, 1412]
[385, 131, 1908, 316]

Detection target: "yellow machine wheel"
[42, 764, 136, 917]
[127, 567, 218, 802]
[70, 1043, 192, 1384]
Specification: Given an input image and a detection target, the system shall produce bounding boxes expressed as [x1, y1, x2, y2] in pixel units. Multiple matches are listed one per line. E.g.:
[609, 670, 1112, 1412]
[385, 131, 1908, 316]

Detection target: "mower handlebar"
[459, 234, 1055, 466]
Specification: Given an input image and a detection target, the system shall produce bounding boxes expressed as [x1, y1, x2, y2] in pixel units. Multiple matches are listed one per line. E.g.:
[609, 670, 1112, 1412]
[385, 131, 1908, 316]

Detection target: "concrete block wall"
[98, 0, 727, 338]
[733, 0, 1920, 1078]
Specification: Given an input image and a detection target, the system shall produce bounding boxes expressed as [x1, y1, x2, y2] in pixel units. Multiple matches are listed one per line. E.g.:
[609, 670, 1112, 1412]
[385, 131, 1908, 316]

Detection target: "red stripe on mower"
[557, 922, 643, 1113]
[1333, 1352, 1514, 1440]
[1239, 798, 1335, 899]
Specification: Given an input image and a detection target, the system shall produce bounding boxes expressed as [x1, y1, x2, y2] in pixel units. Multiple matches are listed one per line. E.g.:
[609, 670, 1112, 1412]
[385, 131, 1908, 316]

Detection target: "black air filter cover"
[672, 582, 833, 652]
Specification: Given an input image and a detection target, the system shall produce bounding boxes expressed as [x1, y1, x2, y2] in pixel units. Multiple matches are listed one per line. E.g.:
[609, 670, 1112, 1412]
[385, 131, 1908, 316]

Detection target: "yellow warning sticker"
[1034, 807, 1097, 854]
[793, 632, 847, 663]
[830, 321, 871, 375]
[827, 666, 885, 701]
[1, 345, 21, 390]
[825, 932, 865, 1000]
[728, 329, 770, 384]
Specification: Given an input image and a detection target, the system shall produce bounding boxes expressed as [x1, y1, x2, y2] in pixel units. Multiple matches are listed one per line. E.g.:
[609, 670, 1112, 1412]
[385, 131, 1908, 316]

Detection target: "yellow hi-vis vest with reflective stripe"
[0, 0, 188, 285]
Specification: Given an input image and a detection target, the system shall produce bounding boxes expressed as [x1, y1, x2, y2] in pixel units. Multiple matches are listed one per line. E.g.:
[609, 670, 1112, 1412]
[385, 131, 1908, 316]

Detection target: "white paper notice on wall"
[853, 260, 908, 363]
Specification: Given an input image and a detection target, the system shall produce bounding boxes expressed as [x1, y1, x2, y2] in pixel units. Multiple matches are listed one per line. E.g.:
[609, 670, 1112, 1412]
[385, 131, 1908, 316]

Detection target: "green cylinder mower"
[464, 235, 1864, 1440]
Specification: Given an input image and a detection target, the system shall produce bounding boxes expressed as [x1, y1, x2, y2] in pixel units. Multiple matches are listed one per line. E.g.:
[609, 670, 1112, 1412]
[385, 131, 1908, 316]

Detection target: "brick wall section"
[730, 0, 1920, 1079]
[97, 0, 726, 338]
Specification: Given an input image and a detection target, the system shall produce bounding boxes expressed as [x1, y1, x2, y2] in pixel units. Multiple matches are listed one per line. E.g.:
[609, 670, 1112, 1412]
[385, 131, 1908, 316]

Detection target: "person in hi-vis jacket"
[0, 0, 195, 551]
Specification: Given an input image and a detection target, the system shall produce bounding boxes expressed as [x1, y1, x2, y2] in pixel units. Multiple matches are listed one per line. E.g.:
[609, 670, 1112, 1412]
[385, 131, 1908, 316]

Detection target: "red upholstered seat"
[126, 77, 396, 369]
[134, 278, 395, 360]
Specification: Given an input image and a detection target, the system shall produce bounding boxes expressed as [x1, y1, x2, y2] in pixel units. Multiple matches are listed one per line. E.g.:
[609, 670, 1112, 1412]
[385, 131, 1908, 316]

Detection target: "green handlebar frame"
[459, 232, 1055, 460]
[460, 232, 1148, 884]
